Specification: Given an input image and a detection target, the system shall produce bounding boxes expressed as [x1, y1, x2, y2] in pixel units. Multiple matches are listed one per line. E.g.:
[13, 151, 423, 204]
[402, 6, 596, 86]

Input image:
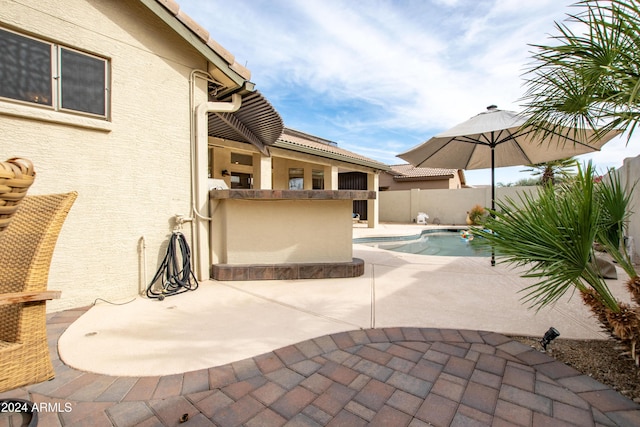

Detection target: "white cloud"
[178, 0, 640, 184]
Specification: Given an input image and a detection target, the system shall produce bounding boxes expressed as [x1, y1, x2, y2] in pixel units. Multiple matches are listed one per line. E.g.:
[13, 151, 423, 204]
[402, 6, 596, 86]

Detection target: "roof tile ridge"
[155, 0, 251, 80]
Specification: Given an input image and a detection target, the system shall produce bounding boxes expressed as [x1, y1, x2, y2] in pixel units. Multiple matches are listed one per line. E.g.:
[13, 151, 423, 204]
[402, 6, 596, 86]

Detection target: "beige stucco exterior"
[211, 199, 353, 265]
[1, 0, 212, 310]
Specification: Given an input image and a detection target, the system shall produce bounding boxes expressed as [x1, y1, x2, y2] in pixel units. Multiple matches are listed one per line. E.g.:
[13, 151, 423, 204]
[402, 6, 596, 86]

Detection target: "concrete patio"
[55, 226, 622, 378]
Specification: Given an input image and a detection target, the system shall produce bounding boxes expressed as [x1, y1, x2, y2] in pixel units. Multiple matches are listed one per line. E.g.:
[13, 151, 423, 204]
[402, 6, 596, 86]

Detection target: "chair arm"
[0, 291, 61, 305]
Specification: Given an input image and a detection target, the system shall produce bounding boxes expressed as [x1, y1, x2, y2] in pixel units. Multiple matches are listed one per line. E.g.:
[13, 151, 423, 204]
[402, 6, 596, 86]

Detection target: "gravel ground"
[511, 336, 640, 403]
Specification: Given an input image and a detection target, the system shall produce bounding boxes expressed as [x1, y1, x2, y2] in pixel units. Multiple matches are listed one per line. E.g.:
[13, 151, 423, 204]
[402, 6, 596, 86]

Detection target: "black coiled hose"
[146, 232, 199, 300]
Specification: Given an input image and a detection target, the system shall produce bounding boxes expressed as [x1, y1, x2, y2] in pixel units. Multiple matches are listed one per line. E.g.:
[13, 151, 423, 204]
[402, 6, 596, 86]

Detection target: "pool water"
[354, 230, 491, 257]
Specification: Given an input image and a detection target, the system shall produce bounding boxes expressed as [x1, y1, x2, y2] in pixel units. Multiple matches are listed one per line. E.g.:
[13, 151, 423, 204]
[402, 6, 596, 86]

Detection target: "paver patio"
[1, 307, 639, 426]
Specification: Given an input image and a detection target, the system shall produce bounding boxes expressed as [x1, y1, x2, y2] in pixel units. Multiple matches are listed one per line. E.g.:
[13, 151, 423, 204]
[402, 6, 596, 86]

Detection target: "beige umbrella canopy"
[398, 105, 620, 209]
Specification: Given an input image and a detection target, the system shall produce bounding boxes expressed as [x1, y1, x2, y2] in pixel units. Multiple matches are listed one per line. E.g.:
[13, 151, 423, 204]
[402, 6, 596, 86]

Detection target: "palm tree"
[521, 157, 578, 186]
[473, 163, 639, 365]
[507, 0, 640, 365]
[521, 0, 640, 141]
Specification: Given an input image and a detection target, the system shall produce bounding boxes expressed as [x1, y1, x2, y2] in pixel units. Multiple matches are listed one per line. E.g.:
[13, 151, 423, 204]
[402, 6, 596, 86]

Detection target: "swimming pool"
[353, 229, 491, 257]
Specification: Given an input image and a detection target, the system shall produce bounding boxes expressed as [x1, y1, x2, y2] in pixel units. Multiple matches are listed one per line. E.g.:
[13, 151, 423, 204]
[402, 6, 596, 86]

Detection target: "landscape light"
[540, 327, 560, 351]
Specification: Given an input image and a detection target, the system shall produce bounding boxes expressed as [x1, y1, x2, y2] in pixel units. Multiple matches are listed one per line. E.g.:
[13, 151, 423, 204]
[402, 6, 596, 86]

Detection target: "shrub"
[468, 204, 486, 225]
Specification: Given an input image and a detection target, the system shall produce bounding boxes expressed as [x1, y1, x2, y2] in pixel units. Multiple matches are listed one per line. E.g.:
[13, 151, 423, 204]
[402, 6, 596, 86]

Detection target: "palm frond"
[595, 168, 638, 277]
[473, 163, 619, 311]
[521, 0, 640, 141]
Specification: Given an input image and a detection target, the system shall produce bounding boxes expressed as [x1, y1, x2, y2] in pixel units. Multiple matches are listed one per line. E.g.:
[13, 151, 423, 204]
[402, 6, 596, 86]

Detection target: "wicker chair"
[0, 158, 36, 232]
[0, 192, 77, 392]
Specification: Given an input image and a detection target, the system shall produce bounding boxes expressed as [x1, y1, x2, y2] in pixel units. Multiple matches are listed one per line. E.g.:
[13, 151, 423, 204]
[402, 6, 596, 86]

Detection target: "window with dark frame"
[230, 173, 252, 189]
[312, 169, 324, 190]
[0, 27, 109, 118]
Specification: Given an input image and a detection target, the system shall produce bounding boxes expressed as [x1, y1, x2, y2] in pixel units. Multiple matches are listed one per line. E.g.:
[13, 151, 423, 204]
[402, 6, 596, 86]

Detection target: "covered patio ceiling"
[208, 90, 283, 155]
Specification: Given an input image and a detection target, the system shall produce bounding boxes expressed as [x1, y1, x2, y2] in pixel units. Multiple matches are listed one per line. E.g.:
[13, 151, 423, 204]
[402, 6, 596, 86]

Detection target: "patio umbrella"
[397, 105, 621, 264]
[399, 105, 621, 209]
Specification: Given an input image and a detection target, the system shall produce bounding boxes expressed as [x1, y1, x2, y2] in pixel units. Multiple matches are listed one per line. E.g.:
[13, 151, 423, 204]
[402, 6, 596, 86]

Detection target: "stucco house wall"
[1, 0, 211, 310]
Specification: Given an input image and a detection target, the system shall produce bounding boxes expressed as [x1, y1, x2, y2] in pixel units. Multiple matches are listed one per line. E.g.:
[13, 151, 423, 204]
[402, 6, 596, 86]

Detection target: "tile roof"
[388, 164, 457, 179]
[153, 0, 251, 80]
[149, 2, 386, 172]
[275, 129, 390, 171]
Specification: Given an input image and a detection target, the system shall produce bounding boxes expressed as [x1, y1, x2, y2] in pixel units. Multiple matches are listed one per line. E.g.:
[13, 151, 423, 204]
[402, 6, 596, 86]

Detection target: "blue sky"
[179, 0, 639, 186]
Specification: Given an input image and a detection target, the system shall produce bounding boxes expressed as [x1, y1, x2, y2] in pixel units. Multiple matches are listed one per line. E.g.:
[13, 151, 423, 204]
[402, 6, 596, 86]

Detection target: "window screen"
[0, 28, 52, 106]
[60, 48, 106, 116]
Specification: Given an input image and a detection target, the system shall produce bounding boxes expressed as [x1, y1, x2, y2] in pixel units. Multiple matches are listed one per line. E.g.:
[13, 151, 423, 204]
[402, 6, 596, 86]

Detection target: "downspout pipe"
[192, 93, 242, 281]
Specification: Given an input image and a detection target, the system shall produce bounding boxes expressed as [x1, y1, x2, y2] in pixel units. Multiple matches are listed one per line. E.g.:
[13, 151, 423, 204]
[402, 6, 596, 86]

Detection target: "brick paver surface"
[1, 309, 639, 426]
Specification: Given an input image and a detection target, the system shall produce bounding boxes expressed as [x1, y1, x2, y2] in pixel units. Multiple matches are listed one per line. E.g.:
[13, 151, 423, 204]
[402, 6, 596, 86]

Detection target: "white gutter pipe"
[191, 75, 242, 281]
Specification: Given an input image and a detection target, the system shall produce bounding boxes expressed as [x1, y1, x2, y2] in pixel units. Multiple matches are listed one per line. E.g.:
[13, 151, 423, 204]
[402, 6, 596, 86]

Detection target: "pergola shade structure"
[208, 91, 283, 155]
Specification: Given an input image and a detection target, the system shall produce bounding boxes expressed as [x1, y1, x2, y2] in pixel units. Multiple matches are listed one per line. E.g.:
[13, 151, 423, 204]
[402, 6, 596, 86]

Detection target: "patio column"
[367, 172, 379, 228]
[253, 153, 272, 189]
[303, 167, 313, 190]
[325, 165, 338, 190]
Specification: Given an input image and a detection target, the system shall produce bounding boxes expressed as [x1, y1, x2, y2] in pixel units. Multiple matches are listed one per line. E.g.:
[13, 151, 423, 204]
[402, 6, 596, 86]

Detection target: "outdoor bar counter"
[209, 189, 375, 280]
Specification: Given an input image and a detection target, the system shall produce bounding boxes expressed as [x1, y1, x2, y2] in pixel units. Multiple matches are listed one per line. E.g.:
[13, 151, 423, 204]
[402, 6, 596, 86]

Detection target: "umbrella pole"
[491, 145, 496, 267]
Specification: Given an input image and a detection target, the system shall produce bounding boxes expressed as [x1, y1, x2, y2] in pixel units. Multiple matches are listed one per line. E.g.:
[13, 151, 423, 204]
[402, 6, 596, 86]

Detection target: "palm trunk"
[580, 289, 640, 366]
[581, 289, 614, 335]
[604, 302, 640, 366]
[627, 276, 640, 306]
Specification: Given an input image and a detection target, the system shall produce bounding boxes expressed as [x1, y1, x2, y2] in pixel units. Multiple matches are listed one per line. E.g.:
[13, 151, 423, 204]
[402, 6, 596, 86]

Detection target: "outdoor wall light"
[221, 169, 230, 176]
[540, 327, 560, 351]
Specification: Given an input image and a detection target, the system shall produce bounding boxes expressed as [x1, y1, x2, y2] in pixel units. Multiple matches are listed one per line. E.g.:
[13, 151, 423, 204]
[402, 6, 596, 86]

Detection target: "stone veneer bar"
[212, 258, 365, 281]
[209, 189, 376, 200]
